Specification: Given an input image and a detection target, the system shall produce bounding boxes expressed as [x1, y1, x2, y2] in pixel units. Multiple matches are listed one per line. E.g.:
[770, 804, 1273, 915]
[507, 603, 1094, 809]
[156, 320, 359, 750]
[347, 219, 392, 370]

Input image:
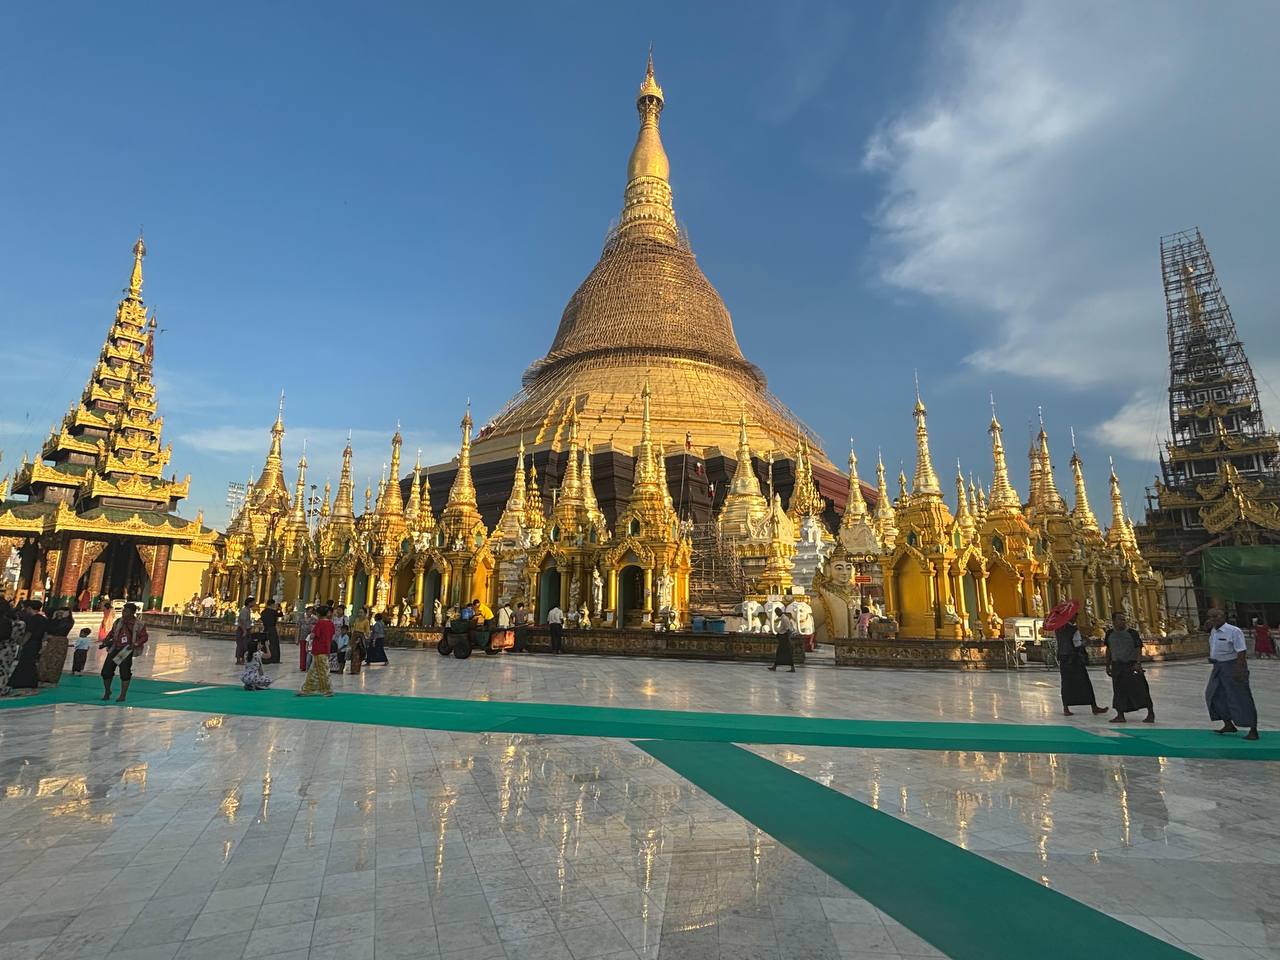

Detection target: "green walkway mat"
[639, 740, 1194, 960]
[2, 674, 1273, 760]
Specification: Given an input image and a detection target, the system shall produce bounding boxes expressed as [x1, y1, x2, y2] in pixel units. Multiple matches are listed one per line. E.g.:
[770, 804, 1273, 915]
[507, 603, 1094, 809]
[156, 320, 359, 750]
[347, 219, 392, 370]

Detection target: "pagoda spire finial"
[986, 397, 1023, 515]
[841, 440, 868, 523]
[331, 434, 356, 524]
[379, 428, 404, 517]
[126, 229, 146, 301]
[910, 382, 941, 498]
[619, 50, 677, 244]
[1036, 416, 1066, 514]
[444, 404, 477, 510]
[1069, 432, 1099, 533]
[1106, 457, 1137, 550]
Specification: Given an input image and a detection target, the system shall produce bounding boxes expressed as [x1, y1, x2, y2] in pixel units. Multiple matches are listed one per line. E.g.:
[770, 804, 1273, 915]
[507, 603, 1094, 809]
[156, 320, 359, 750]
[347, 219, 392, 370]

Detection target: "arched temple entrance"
[619, 564, 645, 627]
[537, 567, 561, 622]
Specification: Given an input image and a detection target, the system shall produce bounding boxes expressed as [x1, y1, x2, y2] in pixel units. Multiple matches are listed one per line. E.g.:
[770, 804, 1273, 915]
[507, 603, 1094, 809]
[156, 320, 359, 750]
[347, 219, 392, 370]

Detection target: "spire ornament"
[840, 441, 868, 524]
[910, 381, 942, 499]
[986, 400, 1023, 516]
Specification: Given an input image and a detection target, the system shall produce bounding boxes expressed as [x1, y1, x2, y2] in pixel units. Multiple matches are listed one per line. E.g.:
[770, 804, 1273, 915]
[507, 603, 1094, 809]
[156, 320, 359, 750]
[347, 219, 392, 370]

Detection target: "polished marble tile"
[3, 629, 1279, 960]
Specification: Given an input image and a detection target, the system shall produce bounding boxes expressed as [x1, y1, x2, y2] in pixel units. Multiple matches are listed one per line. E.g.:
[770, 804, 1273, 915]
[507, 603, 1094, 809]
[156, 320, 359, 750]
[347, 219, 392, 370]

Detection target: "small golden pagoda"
[0, 236, 209, 607]
[976, 401, 1042, 624]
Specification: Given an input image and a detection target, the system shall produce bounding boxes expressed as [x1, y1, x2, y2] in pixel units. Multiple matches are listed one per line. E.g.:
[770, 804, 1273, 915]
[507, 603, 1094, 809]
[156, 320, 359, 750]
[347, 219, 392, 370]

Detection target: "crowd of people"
[0, 588, 1270, 741]
[0, 596, 149, 701]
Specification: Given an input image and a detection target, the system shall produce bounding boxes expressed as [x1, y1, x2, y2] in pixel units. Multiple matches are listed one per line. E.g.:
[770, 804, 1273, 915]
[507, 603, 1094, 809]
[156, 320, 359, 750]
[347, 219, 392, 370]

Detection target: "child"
[333, 627, 349, 674]
[72, 627, 93, 675]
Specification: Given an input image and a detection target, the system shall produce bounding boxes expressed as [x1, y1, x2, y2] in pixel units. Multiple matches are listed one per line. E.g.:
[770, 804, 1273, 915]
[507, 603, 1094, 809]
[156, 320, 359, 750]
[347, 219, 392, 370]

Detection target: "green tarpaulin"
[1202, 546, 1280, 602]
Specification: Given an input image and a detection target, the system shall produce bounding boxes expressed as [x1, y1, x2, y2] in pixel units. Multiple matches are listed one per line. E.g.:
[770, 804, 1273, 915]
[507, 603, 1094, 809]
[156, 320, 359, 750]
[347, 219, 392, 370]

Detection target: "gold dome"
[473, 55, 829, 469]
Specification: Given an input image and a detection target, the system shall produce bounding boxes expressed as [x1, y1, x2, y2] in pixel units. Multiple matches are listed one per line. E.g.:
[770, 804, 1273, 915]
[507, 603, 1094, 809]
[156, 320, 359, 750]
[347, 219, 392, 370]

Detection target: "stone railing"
[832, 636, 1012, 669]
[139, 614, 801, 663]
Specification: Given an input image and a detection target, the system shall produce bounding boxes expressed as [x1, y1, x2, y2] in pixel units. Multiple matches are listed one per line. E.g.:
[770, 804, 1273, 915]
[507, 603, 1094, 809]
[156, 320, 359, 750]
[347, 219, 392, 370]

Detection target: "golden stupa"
[471, 54, 831, 468]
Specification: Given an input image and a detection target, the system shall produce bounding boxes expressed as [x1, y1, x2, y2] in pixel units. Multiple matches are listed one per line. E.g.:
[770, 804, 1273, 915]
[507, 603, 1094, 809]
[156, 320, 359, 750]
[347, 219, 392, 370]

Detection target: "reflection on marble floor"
[0, 630, 1276, 959]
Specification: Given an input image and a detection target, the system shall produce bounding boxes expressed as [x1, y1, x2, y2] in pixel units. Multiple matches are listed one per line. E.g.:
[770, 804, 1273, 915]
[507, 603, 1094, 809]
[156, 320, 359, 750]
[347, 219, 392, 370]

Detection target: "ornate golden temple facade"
[204, 57, 1166, 650]
[0, 238, 211, 607]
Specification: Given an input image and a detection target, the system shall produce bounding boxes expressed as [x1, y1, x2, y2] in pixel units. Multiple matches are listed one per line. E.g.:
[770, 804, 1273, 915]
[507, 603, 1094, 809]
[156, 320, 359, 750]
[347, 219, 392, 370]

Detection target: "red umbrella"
[1043, 599, 1080, 632]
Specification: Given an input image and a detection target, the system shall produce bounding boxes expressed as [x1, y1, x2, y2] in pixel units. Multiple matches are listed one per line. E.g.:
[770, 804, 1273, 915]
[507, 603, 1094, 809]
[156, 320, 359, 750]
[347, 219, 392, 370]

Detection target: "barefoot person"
[297, 605, 334, 697]
[1104, 611, 1154, 724]
[101, 603, 148, 702]
[1206, 608, 1260, 740]
[1055, 612, 1107, 717]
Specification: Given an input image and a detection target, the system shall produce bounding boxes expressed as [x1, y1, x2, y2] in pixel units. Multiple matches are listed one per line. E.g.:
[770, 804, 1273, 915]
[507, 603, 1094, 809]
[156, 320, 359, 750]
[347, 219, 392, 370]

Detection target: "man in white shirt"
[1206, 608, 1259, 740]
[547, 605, 564, 654]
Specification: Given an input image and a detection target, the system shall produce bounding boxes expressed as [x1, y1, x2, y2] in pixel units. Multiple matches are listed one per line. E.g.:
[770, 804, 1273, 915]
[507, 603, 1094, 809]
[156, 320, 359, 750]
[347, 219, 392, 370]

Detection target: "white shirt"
[497, 607, 512, 628]
[1209, 622, 1247, 661]
[547, 607, 564, 625]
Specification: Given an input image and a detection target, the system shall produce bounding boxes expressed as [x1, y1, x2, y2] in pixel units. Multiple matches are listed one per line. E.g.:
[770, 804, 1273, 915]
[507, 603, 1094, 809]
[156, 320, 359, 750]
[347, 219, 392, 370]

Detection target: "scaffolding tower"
[1138, 228, 1280, 623]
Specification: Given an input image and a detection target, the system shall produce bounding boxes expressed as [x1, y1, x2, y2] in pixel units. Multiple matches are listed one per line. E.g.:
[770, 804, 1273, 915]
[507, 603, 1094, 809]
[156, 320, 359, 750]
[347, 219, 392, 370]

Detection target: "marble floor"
[0, 629, 1276, 960]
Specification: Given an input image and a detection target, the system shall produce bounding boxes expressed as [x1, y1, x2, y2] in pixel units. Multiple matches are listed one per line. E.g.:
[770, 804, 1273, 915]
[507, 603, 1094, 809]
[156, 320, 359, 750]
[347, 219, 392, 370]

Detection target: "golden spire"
[493, 438, 528, 541]
[1183, 264, 1206, 332]
[1106, 457, 1136, 550]
[560, 402, 583, 502]
[986, 398, 1023, 516]
[910, 378, 941, 499]
[126, 230, 146, 302]
[967, 474, 980, 521]
[897, 468, 909, 502]
[955, 460, 976, 541]
[524, 454, 545, 532]
[634, 380, 657, 483]
[1036, 415, 1067, 515]
[512, 436, 527, 498]
[1026, 434, 1043, 513]
[1069, 429, 1099, 533]
[364, 479, 372, 515]
[253, 392, 289, 511]
[287, 441, 308, 530]
[332, 433, 355, 524]
[378, 427, 404, 517]
[840, 441, 868, 524]
[320, 479, 331, 521]
[619, 50, 677, 244]
[719, 411, 769, 537]
[581, 438, 604, 527]
[444, 403, 477, 511]
[788, 439, 823, 520]
[405, 450, 422, 525]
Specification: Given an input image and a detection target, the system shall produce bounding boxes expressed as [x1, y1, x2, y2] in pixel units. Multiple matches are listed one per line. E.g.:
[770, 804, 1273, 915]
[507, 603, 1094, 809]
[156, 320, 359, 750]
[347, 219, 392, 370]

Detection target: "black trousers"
[265, 632, 281, 664]
[550, 623, 563, 653]
[72, 649, 88, 673]
[102, 650, 133, 682]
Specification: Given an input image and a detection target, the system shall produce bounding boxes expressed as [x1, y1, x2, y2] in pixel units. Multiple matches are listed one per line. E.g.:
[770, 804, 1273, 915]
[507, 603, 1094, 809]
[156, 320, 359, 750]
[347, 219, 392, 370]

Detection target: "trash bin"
[705, 617, 726, 634]
[691, 616, 705, 633]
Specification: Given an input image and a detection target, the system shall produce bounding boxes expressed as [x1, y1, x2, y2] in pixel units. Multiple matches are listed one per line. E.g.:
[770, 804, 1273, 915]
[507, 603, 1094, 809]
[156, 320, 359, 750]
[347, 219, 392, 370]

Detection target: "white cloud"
[1090, 387, 1166, 463]
[864, 1, 1280, 459]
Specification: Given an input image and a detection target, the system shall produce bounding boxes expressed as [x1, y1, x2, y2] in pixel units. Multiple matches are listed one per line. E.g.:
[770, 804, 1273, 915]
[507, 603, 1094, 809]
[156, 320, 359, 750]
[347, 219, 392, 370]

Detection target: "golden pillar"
[607, 568, 618, 626]
[643, 567, 654, 616]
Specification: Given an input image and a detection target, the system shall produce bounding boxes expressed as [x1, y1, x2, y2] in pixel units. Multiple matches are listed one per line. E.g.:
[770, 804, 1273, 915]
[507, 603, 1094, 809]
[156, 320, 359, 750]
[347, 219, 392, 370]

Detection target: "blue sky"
[3, 1, 1279, 529]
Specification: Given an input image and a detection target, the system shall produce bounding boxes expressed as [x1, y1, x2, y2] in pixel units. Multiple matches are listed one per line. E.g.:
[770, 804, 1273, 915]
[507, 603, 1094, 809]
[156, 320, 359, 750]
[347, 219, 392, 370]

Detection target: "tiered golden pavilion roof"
[473, 54, 829, 469]
[0, 236, 203, 544]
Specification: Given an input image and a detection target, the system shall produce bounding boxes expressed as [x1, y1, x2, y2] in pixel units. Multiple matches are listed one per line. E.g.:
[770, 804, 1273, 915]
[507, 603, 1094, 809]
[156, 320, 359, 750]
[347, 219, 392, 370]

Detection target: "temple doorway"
[425, 570, 442, 623]
[100, 542, 149, 604]
[351, 570, 369, 613]
[538, 567, 561, 622]
[962, 573, 980, 638]
[619, 565, 644, 627]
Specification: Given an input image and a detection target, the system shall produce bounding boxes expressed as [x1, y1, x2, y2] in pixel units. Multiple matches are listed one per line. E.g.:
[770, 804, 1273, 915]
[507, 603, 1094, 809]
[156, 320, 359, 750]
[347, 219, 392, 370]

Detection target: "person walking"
[349, 607, 370, 675]
[547, 604, 564, 654]
[96, 600, 115, 645]
[297, 605, 316, 672]
[235, 597, 257, 665]
[39, 607, 74, 684]
[1056, 614, 1107, 717]
[366, 612, 389, 665]
[0, 597, 23, 697]
[768, 607, 797, 673]
[71, 628, 93, 675]
[1206, 608, 1260, 740]
[512, 602, 532, 653]
[1252, 619, 1275, 659]
[8, 600, 48, 690]
[298, 606, 334, 697]
[100, 602, 148, 702]
[1104, 611, 1154, 724]
[260, 599, 282, 664]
